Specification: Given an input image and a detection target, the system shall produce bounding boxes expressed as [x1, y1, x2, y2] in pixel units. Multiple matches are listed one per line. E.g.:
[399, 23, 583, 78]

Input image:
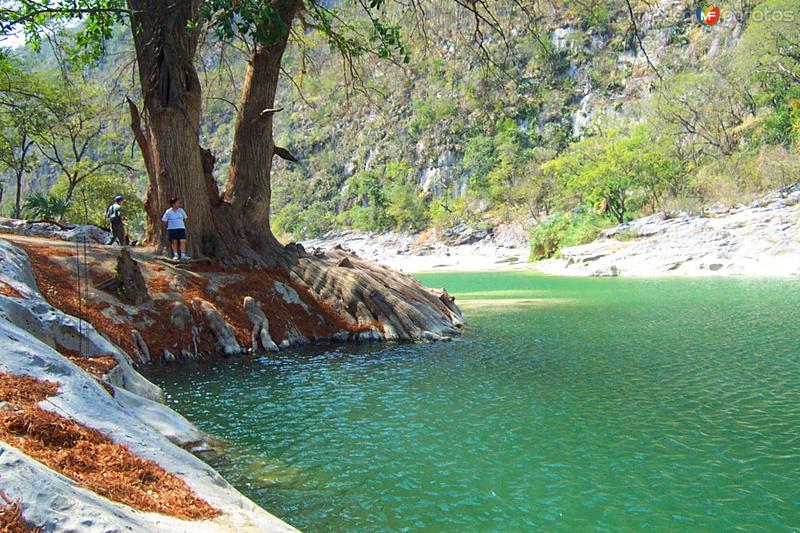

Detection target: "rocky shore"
[303, 184, 800, 278]
[537, 183, 800, 277]
[301, 222, 531, 273]
[0, 239, 296, 532]
[0, 226, 463, 531]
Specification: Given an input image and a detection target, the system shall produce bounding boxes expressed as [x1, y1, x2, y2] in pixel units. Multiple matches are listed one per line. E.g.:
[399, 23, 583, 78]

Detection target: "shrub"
[528, 212, 613, 261]
[22, 192, 70, 221]
[50, 173, 146, 235]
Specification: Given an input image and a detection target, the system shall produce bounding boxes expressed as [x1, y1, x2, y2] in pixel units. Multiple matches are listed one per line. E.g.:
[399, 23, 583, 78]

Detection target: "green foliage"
[51, 173, 146, 234]
[22, 191, 71, 221]
[542, 124, 680, 222]
[334, 163, 429, 233]
[693, 145, 800, 202]
[343, 170, 387, 229]
[528, 212, 613, 261]
[383, 162, 429, 231]
[409, 96, 459, 135]
[754, 86, 800, 145]
[736, 0, 800, 109]
[0, 1, 126, 63]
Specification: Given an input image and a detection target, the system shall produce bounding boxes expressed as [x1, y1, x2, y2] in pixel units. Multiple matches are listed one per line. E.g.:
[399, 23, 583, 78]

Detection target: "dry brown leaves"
[15, 244, 136, 354]
[0, 280, 23, 299]
[65, 355, 119, 379]
[0, 491, 41, 533]
[0, 372, 221, 521]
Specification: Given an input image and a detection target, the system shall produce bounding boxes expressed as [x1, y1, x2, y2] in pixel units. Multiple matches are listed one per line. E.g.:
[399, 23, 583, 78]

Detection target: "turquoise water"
[150, 273, 800, 532]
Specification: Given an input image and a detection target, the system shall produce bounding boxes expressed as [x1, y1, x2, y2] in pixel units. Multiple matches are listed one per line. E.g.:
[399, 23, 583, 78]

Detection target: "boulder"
[0, 217, 110, 244]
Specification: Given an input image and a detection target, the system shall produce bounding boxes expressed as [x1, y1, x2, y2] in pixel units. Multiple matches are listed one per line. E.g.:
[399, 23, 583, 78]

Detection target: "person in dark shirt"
[106, 195, 128, 246]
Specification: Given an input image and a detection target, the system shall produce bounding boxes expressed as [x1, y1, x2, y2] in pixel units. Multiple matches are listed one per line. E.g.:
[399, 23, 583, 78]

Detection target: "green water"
[150, 273, 800, 532]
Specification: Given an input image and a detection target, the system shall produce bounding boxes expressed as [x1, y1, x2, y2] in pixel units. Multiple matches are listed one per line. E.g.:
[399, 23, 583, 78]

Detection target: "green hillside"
[1, 0, 798, 255]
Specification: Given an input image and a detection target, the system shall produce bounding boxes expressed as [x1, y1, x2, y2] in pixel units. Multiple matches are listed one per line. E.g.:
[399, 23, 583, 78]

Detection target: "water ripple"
[150, 275, 800, 532]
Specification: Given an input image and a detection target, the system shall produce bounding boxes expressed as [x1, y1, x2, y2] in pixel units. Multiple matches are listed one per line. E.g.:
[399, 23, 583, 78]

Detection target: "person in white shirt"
[161, 197, 189, 261]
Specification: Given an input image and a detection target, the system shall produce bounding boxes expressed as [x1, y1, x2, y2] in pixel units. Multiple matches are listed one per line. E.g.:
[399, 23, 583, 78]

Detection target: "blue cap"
[115, 195, 124, 202]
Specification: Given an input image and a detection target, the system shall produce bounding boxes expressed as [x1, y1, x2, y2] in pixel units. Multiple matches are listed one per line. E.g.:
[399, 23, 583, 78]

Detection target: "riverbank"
[0, 238, 297, 532]
[302, 184, 800, 277]
[301, 222, 532, 273]
[537, 183, 800, 277]
[0, 229, 462, 531]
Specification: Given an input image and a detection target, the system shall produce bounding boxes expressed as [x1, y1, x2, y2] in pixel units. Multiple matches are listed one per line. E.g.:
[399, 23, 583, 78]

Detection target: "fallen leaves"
[0, 372, 221, 521]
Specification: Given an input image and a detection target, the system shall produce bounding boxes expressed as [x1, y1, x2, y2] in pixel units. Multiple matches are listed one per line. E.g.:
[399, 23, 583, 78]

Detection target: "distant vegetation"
[0, 0, 798, 259]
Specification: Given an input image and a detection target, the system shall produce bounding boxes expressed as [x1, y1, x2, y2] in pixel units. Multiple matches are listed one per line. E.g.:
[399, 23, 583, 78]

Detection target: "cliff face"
[266, 0, 755, 236]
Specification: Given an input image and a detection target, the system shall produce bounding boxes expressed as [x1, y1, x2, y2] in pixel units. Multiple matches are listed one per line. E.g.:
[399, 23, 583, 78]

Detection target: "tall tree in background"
[36, 83, 120, 203]
[0, 63, 43, 218]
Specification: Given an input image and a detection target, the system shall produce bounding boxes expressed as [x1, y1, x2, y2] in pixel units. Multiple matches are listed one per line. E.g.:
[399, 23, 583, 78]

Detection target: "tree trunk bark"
[126, 1, 304, 265]
[223, 3, 299, 260]
[128, 0, 228, 259]
[14, 167, 23, 219]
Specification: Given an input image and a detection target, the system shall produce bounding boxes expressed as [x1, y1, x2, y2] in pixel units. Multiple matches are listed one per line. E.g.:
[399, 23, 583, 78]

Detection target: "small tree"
[346, 170, 388, 230]
[51, 173, 146, 234]
[0, 63, 45, 219]
[35, 80, 125, 204]
[0, 118, 37, 219]
[542, 125, 680, 223]
[384, 163, 429, 231]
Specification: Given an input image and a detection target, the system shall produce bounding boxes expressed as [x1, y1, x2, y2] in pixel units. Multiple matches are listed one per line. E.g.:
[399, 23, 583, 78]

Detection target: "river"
[150, 272, 800, 532]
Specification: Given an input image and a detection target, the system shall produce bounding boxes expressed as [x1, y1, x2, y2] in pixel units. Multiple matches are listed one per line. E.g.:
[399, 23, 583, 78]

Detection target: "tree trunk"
[127, 1, 304, 265]
[13, 133, 32, 220]
[14, 167, 22, 219]
[224, 3, 299, 260]
[115, 2, 464, 343]
[128, 0, 229, 259]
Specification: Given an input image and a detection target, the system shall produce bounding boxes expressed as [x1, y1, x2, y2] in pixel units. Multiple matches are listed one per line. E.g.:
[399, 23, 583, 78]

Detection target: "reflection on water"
[150, 273, 800, 532]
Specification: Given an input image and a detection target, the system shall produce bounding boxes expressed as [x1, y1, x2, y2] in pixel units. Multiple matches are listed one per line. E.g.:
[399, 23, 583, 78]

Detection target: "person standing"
[106, 195, 128, 246]
[161, 197, 189, 261]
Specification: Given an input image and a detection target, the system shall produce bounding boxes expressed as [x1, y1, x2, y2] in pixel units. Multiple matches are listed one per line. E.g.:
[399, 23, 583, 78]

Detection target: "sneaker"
[171, 254, 178, 261]
[181, 255, 191, 261]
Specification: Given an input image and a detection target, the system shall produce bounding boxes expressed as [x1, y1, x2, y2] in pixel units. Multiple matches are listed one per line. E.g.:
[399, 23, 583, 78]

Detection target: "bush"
[528, 212, 613, 261]
[50, 173, 146, 235]
[22, 192, 71, 221]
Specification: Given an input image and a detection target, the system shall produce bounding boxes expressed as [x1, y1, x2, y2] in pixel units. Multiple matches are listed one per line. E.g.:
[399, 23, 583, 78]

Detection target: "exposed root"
[0, 372, 220, 520]
[8, 236, 463, 365]
[291, 248, 463, 340]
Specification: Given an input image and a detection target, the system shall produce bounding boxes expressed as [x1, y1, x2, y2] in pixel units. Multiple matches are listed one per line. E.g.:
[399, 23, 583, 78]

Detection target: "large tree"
[0, 0, 523, 264]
